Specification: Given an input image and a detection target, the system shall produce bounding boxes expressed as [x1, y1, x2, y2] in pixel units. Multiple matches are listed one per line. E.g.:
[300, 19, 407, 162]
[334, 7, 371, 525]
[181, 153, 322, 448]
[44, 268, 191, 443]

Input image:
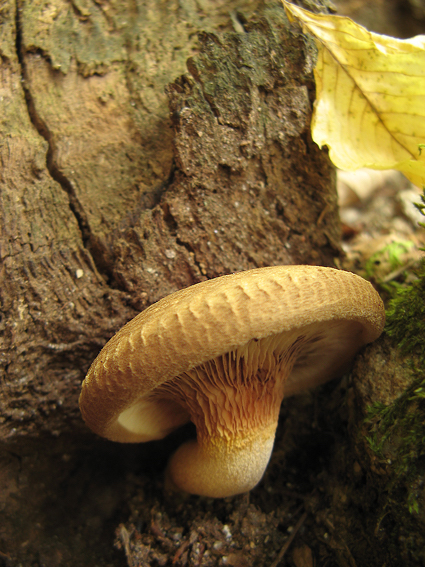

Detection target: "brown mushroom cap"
[79, 265, 385, 497]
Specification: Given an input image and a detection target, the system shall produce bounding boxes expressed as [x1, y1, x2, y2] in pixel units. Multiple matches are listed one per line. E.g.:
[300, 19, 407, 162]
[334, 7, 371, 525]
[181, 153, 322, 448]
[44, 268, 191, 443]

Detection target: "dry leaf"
[283, 1, 425, 188]
[292, 545, 314, 567]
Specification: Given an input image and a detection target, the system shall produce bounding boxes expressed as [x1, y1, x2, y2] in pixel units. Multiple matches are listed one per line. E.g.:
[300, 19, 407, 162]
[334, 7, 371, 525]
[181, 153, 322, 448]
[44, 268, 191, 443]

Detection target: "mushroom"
[79, 266, 385, 498]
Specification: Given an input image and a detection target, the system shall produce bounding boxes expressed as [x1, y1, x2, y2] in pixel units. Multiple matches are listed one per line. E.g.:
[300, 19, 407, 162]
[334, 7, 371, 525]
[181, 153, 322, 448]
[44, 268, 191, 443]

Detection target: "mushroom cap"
[79, 265, 385, 443]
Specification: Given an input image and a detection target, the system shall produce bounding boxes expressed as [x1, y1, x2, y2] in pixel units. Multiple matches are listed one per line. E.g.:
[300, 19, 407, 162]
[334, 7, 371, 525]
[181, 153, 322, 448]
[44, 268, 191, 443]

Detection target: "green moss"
[366, 386, 425, 514]
[364, 239, 415, 283]
[386, 266, 425, 357]
[365, 189, 425, 518]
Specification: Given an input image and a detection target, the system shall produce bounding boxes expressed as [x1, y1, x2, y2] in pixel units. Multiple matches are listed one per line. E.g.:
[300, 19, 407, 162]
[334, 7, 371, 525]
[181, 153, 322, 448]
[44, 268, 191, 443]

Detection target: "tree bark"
[0, 1, 342, 564]
[1, 0, 340, 440]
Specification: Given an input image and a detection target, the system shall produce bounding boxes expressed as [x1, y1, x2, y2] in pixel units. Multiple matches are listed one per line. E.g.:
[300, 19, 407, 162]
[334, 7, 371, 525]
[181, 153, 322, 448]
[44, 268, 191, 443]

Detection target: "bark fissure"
[14, 0, 95, 256]
[175, 236, 205, 276]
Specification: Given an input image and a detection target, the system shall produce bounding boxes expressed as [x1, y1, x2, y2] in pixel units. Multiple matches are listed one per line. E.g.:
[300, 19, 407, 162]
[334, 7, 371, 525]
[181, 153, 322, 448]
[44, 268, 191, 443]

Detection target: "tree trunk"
[1, 0, 339, 440]
[0, 0, 340, 564]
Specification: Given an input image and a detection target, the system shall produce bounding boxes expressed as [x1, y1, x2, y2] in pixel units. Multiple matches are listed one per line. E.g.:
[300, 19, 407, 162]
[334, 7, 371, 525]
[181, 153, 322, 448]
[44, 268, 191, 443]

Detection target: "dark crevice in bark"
[15, 1, 91, 247]
[146, 163, 175, 210]
[176, 237, 206, 277]
[160, 200, 204, 276]
[14, 0, 119, 288]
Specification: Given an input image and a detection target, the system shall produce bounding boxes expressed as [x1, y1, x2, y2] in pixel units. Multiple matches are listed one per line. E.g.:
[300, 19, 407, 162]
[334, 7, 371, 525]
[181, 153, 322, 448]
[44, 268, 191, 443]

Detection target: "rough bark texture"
[1, 0, 340, 441]
[0, 0, 344, 564]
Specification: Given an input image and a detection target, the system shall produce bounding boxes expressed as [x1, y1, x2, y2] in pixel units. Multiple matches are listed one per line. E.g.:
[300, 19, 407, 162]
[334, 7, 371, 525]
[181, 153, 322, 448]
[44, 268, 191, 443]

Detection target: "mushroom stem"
[166, 422, 277, 498]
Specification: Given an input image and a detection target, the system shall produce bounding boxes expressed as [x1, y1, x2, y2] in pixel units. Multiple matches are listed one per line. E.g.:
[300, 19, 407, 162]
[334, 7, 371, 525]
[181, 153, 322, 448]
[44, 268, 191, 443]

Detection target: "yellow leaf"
[283, 1, 425, 187]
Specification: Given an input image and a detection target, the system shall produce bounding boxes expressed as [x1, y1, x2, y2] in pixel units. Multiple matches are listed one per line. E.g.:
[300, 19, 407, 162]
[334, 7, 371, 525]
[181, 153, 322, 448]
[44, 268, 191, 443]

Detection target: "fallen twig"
[270, 511, 308, 567]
